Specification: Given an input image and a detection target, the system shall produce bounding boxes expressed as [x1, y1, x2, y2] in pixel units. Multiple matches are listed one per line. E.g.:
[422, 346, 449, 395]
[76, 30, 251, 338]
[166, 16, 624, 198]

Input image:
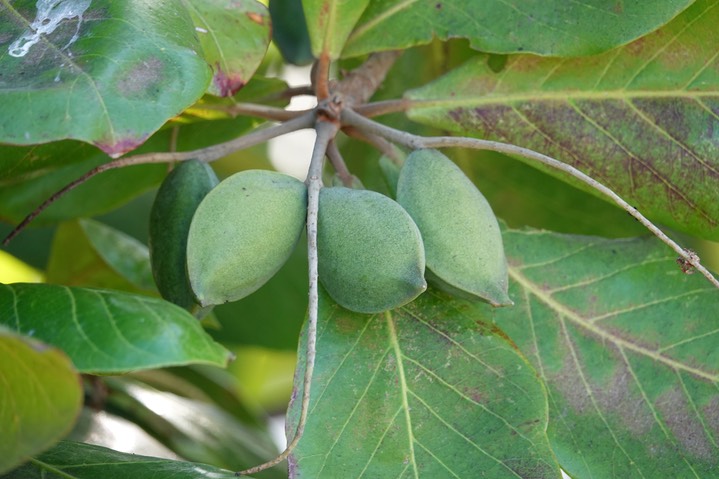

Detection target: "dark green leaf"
[406, 0, 719, 240]
[0, 283, 231, 373]
[1, 441, 238, 478]
[287, 289, 560, 477]
[0, 330, 82, 475]
[492, 227, 719, 478]
[0, 1, 211, 156]
[270, 0, 314, 65]
[182, 0, 271, 97]
[302, 0, 369, 59]
[343, 0, 693, 57]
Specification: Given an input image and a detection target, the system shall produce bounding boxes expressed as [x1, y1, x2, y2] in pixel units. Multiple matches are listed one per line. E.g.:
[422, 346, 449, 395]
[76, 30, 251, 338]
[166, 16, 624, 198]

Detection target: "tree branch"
[341, 108, 719, 290]
[353, 98, 411, 117]
[203, 102, 309, 121]
[236, 119, 339, 476]
[342, 125, 404, 163]
[2, 112, 316, 246]
[335, 51, 403, 107]
[326, 140, 354, 187]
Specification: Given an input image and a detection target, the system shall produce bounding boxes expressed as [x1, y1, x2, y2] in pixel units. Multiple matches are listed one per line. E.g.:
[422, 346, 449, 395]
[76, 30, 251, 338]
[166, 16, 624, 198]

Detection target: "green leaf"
[0, 330, 82, 475]
[1, 441, 238, 478]
[182, 0, 271, 97]
[406, 0, 719, 240]
[288, 289, 560, 478]
[79, 219, 155, 290]
[491, 227, 719, 478]
[270, 0, 314, 65]
[343, 0, 693, 58]
[47, 221, 148, 294]
[102, 377, 284, 475]
[0, 283, 231, 373]
[0, 1, 211, 156]
[302, 0, 370, 59]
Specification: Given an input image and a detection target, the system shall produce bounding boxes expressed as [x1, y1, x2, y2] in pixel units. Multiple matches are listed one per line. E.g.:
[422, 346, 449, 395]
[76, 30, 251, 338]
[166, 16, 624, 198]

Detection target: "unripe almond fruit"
[187, 170, 307, 306]
[318, 187, 426, 313]
[397, 149, 511, 306]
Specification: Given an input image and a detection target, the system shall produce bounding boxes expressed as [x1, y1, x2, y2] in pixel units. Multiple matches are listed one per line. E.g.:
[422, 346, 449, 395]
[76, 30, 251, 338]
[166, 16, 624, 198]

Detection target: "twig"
[203, 102, 308, 121]
[236, 119, 339, 476]
[335, 51, 403, 107]
[326, 140, 354, 187]
[342, 125, 404, 163]
[314, 55, 331, 100]
[2, 112, 316, 246]
[341, 108, 719, 290]
[261, 85, 315, 102]
[354, 98, 411, 117]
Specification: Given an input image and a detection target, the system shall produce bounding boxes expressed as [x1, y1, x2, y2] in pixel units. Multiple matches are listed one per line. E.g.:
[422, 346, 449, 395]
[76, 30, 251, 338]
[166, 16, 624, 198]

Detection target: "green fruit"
[396, 149, 512, 306]
[318, 187, 426, 314]
[187, 170, 307, 306]
[149, 160, 219, 310]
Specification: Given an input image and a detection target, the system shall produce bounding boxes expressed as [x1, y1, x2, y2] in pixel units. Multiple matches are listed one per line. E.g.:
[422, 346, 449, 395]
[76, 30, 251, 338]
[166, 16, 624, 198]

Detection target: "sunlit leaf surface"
[407, 0, 719, 240]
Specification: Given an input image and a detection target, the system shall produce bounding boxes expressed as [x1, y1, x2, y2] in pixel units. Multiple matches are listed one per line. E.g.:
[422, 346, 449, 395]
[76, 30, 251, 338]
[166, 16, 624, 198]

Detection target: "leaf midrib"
[508, 266, 719, 383]
[407, 89, 719, 110]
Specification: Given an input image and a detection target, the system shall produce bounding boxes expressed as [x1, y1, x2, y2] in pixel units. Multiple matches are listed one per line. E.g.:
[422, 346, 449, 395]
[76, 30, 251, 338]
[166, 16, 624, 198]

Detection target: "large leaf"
[0, 283, 231, 373]
[287, 289, 560, 478]
[302, 0, 369, 59]
[1, 441, 238, 478]
[0, 1, 212, 156]
[342, 0, 693, 58]
[182, 0, 271, 97]
[406, 0, 719, 241]
[0, 330, 82, 474]
[490, 227, 719, 478]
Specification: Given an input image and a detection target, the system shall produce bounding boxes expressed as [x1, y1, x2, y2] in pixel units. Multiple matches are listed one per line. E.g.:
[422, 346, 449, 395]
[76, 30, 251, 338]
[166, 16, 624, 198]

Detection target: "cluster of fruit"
[149, 149, 511, 316]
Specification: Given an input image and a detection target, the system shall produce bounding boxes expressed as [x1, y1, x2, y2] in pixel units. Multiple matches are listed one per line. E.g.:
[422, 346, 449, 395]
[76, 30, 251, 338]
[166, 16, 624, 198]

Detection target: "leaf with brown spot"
[181, 0, 271, 97]
[286, 287, 560, 478]
[407, 0, 719, 241]
[489, 226, 719, 478]
[0, 1, 212, 156]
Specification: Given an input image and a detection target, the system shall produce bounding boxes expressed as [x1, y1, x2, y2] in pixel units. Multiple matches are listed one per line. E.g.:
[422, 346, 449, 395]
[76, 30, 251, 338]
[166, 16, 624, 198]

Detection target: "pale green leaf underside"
[2, 441, 237, 478]
[407, 0, 719, 241]
[288, 289, 560, 478]
[0, 331, 82, 475]
[0, 1, 211, 156]
[181, 0, 270, 97]
[491, 228, 719, 478]
[343, 0, 693, 58]
[302, 0, 369, 59]
[0, 284, 231, 373]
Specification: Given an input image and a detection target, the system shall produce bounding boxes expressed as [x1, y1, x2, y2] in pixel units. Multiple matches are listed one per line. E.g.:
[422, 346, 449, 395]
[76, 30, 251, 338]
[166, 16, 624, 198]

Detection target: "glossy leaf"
[343, 0, 693, 58]
[302, 0, 369, 59]
[491, 227, 719, 478]
[182, 0, 271, 97]
[0, 1, 211, 156]
[0, 283, 231, 373]
[0, 158, 166, 225]
[270, 0, 314, 65]
[46, 220, 154, 294]
[2, 441, 238, 478]
[102, 377, 284, 475]
[0, 330, 82, 475]
[287, 289, 560, 478]
[407, 0, 719, 240]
